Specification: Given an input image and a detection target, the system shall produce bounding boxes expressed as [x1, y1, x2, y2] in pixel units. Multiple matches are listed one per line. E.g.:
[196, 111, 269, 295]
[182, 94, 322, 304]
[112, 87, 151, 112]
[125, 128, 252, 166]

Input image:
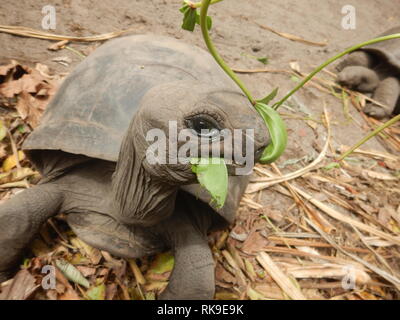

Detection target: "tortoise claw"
[364, 104, 388, 119]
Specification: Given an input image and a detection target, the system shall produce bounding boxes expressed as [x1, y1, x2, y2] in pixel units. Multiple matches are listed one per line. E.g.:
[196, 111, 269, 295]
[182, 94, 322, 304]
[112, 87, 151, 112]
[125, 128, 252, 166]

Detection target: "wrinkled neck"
[112, 129, 178, 226]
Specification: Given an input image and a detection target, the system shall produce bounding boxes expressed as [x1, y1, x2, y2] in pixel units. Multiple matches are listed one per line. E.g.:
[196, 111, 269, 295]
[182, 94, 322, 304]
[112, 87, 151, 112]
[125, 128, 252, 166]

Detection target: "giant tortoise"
[0, 35, 270, 299]
[337, 26, 400, 119]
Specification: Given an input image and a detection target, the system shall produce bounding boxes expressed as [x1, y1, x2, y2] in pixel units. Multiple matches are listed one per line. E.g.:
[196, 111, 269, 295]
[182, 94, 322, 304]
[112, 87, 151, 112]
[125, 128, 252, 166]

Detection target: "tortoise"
[336, 26, 400, 119]
[0, 35, 270, 299]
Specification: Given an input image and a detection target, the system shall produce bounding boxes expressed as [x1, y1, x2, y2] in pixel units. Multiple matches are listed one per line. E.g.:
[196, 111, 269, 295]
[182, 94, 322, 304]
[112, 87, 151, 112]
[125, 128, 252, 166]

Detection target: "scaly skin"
[364, 76, 400, 119]
[0, 161, 219, 300]
[337, 66, 380, 93]
[336, 51, 375, 72]
[0, 35, 271, 299]
[0, 183, 63, 280]
[337, 48, 400, 119]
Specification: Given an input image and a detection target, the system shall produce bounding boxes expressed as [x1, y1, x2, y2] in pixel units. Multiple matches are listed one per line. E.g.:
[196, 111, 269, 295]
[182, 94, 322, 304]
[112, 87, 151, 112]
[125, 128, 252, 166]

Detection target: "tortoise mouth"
[224, 144, 267, 176]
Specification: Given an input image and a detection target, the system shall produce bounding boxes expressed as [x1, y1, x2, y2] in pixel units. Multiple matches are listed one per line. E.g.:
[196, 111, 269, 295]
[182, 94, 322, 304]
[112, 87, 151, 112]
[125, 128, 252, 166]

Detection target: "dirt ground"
[0, 0, 399, 300]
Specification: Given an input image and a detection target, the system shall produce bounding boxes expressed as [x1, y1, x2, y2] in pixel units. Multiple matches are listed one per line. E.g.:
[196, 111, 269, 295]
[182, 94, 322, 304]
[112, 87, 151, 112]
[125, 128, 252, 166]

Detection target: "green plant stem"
[64, 45, 86, 60]
[185, 0, 223, 9]
[274, 33, 400, 110]
[337, 113, 400, 162]
[199, 0, 255, 104]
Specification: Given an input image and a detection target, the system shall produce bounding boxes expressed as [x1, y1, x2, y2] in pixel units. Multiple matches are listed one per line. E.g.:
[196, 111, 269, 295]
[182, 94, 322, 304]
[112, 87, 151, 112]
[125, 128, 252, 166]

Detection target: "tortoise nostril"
[337, 76, 347, 86]
[255, 145, 267, 162]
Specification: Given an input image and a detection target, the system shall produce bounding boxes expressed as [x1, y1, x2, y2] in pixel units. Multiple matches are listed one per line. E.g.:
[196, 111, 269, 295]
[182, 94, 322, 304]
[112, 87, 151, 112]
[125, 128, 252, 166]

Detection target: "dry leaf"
[0, 269, 39, 300]
[289, 61, 300, 73]
[241, 231, 269, 254]
[2, 150, 25, 172]
[52, 56, 72, 66]
[70, 237, 102, 265]
[76, 266, 96, 277]
[280, 262, 371, 284]
[215, 263, 237, 285]
[47, 40, 69, 51]
[0, 63, 15, 77]
[364, 169, 397, 181]
[105, 283, 118, 300]
[15, 91, 47, 128]
[35, 63, 52, 78]
[257, 252, 307, 300]
[58, 287, 81, 300]
[0, 78, 23, 97]
[253, 283, 287, 300]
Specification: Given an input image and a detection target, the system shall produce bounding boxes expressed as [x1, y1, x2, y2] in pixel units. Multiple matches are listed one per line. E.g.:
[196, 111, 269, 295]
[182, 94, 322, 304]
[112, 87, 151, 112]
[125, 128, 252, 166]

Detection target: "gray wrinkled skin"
[336, 27, 400, 119]
[0, 35, 270, 299]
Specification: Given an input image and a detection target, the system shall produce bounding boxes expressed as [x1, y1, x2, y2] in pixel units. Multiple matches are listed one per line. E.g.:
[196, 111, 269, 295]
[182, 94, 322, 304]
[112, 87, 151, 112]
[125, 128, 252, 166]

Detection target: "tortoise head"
[112, 81, 270, 225]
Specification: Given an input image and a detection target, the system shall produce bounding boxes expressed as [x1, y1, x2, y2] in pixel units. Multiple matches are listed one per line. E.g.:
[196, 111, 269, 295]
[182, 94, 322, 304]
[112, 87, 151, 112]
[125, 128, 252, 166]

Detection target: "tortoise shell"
[362, 26, 400, 73]
[24, 34, 237, 159]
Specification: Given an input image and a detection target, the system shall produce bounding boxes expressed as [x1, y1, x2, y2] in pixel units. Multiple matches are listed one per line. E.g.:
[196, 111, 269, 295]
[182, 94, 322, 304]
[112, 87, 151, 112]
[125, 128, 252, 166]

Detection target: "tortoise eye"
[186, 115, 221, 139]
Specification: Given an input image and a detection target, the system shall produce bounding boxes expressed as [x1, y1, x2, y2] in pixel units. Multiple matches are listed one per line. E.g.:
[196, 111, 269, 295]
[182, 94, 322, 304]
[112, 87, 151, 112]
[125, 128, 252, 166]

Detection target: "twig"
[0, 25, 133, 42]
[266, 236, 370, 254]
[351, 225, 398, 278]
[255, 22, 327, 47]
[232, 68, 292, 74]
[256, 252, 307, 300]
[290, 184, 400, 245]
[306, 218, 400, 291]
[128, 259, 146, 285]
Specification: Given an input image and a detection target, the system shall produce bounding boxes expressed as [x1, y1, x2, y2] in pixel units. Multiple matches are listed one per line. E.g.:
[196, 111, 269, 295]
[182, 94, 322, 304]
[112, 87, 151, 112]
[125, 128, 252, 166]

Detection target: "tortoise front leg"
[337, 66, 380, 93]
[159, 220, 215, 300]
[0, 183, 63, 282]
[364, 76, 400, 119]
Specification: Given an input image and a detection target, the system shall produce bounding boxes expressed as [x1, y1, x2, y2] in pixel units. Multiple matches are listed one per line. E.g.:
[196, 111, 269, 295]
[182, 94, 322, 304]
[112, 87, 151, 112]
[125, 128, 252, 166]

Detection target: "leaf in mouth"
[190, 157, 228, 209]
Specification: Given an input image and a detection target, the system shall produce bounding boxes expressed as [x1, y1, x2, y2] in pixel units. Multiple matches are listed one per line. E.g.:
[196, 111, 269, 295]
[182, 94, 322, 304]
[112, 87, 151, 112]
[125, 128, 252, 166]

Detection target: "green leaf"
[257, 88, 278, 105]
[190, 157, 228, 209]
[195, 10, 212, 30]
[145, 292, 156, 300]
[22, 258, 31, 268]
[181, 6, 197, 32]
[180, 4, 212, 32]
[257, 57, 269, 65]
[55, 259, 90, 289]
[179, 4, 188, 13]
[87, 283, 106, 300]
[290, 75, 300, 82]
[323, 162, 341, 170]
[17, 125, 26, 133]
[151, 252, 175, 274]
[254, 103, 287, 164]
